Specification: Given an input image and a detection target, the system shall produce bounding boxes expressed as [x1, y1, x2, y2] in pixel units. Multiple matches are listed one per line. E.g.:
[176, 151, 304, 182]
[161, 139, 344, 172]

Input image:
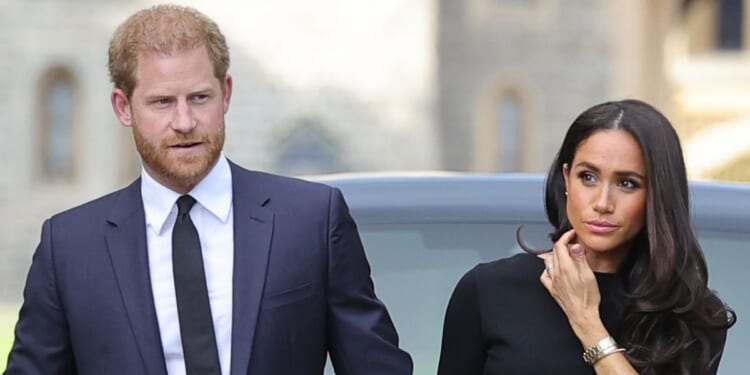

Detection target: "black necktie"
[173, 195, 222, 375]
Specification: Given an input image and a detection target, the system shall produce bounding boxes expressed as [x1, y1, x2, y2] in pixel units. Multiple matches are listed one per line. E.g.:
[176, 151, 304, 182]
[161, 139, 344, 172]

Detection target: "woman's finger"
[553, 229, 577, 252]
[537, 252, 553, 277]
[539, 268, 553, 291]
[569, 243, 596, 281]
[552, 229, 576, 274]
[569, 243, 586, 261]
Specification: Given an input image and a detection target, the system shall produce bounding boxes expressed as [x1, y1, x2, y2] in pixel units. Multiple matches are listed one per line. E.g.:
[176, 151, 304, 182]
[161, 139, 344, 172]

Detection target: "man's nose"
[171, 100, 195, 133]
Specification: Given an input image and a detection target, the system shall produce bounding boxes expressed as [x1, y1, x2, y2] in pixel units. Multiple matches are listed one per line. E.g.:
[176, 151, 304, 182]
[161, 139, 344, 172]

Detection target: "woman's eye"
[620, 179, 640, 190]
[578, 171, 596, 184]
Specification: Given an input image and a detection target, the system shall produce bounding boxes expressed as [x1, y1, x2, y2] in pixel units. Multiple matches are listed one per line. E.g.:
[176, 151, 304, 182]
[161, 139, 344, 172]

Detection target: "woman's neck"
[586, 245, 630, 273]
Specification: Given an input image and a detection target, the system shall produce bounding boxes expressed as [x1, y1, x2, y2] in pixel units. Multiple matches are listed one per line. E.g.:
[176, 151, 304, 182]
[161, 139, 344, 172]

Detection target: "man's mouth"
[171, 141, 201, 148]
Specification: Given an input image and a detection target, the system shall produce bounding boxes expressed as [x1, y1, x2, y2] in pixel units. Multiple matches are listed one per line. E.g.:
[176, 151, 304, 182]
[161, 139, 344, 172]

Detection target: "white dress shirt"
[141, 156, 234, 375]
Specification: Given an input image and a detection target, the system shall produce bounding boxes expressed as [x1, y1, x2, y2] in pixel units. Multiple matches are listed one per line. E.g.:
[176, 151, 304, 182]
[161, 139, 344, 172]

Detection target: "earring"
[565, 191, 568, 196]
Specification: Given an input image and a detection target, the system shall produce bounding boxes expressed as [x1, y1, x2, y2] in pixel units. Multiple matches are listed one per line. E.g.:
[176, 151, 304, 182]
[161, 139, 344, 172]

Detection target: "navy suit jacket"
[5, 162, 412, 375]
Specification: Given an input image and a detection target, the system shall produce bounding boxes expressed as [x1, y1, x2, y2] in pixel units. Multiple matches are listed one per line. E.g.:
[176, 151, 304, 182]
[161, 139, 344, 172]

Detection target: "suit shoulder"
[49, 182, 137, 224]
[231, 166, 336, 200]
[250, 170, 332, 190]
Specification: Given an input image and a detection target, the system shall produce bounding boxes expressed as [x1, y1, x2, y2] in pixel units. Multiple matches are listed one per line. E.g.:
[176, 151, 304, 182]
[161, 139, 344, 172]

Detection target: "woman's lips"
[584, 220, 619, 234]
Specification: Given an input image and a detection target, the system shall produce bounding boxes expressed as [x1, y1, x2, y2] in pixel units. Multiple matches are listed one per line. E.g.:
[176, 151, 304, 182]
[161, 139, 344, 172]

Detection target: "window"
[496, 94, 522, 171]
[682, 0, 747, 53]
[476, 88, 526, 172]
[492, 0, 529, 4]
[275, 119, 342, 176]
[38, 67, 77, 181]
[323, 222, 551, 374]
[718, 0, 744, 49]
[699, 230, 750, 373]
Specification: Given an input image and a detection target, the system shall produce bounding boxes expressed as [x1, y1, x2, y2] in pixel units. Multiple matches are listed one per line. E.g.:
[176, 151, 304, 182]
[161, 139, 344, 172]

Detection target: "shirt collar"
[141, 155, 233, 235]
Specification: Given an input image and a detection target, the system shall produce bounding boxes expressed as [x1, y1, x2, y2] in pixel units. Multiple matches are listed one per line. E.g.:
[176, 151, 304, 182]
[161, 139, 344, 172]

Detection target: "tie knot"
[176, 195, 197, 216]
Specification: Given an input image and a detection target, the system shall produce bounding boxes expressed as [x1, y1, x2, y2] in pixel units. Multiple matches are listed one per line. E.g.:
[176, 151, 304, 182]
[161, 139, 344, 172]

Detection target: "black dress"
[437, 253, 724, 375]
[437, 253, 623, 374]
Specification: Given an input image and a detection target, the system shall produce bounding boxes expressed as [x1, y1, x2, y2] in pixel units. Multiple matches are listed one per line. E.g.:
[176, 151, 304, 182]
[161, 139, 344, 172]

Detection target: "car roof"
[312, 173, 545, 224]
[690, 180, 750, 233]
[310, 173, 750, 234]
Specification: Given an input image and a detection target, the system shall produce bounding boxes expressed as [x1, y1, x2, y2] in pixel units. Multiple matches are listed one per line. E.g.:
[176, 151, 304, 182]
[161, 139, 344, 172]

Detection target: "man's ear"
[111, 88, 133, 127]
[222, 74, 233, 114]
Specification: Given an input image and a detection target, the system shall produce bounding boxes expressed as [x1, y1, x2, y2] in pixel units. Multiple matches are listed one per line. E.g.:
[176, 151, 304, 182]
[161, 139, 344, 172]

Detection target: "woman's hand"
[538, 229, 608, 347]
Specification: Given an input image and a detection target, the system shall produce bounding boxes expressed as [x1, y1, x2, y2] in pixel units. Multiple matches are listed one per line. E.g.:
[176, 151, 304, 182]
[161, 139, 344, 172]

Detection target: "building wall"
[668, 0, 750, 181]
[437, 0, 670, 173]
[436, 0, 750, 183]
[0, 1, 132, 302]
[0, 0, 438, 302]
[1, 0, 746, 303]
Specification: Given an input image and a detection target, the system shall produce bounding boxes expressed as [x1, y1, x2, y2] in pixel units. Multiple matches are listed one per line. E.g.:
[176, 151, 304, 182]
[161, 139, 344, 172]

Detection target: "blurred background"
[1, 0, 749, 365]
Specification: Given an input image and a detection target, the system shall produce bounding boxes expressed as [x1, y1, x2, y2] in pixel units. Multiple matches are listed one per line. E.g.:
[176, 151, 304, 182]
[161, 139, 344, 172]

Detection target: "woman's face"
[563, 129, 647, 260]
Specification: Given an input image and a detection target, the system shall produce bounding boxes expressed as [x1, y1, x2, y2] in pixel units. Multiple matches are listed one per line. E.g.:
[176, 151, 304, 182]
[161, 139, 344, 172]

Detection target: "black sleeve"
[703, 326, 728, 375]
[437, 267, 486, 375]
[698, 293, 734, 375]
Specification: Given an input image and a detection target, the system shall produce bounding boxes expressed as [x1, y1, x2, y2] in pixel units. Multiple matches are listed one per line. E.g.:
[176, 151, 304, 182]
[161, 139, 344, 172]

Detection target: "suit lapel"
[105, 180, 167, 375]
[229, 163, 274, 375]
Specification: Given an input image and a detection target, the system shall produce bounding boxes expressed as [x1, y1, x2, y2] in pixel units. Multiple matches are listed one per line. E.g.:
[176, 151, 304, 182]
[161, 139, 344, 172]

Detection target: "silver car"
[314, 173, 749, 375]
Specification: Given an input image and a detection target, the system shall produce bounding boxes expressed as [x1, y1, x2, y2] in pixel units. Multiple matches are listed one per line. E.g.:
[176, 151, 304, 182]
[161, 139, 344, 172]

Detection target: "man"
[4, 5, 412, 375]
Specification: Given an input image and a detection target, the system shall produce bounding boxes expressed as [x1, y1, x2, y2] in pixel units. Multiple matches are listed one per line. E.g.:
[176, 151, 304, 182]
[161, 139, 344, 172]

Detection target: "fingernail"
[570, 244, 585, 257]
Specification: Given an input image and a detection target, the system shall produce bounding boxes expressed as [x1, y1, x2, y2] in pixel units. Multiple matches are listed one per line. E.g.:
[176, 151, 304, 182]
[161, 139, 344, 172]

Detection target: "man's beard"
[132, 120, 225, 192]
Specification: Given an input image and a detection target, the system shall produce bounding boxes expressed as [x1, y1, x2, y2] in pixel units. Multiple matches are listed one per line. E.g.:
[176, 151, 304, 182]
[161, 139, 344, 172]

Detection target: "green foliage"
[0, 305, 19, 373]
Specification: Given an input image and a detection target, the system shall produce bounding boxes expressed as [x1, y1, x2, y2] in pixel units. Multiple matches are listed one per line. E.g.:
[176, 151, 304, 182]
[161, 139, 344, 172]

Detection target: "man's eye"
[192, 94, 209, 103]
[152, 98, 171, 106]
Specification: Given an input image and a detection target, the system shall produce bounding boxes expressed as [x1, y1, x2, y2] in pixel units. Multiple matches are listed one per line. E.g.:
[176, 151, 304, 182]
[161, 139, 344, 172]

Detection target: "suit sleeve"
[324, 187, 413, 375]
[4, 219, 77, 375]
[437, 267, 486, 375]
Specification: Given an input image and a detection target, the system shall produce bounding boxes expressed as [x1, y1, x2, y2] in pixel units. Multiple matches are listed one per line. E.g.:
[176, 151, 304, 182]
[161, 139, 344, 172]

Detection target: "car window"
[324, 222, 551, 374]
[699, 230, 750, 375]
[325, 223, 747, 375]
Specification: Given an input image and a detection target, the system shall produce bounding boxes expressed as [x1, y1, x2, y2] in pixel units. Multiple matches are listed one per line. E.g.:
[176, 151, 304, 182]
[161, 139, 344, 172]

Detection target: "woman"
[437, 99, 735, 374]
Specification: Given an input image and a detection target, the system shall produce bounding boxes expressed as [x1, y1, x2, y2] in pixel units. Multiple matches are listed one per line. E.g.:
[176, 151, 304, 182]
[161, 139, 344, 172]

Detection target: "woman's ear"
[562, 163, 570, 193]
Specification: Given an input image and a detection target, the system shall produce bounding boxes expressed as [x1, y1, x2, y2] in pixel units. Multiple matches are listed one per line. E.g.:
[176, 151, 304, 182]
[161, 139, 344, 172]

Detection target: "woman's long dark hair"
[532, 99, 735, 374]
